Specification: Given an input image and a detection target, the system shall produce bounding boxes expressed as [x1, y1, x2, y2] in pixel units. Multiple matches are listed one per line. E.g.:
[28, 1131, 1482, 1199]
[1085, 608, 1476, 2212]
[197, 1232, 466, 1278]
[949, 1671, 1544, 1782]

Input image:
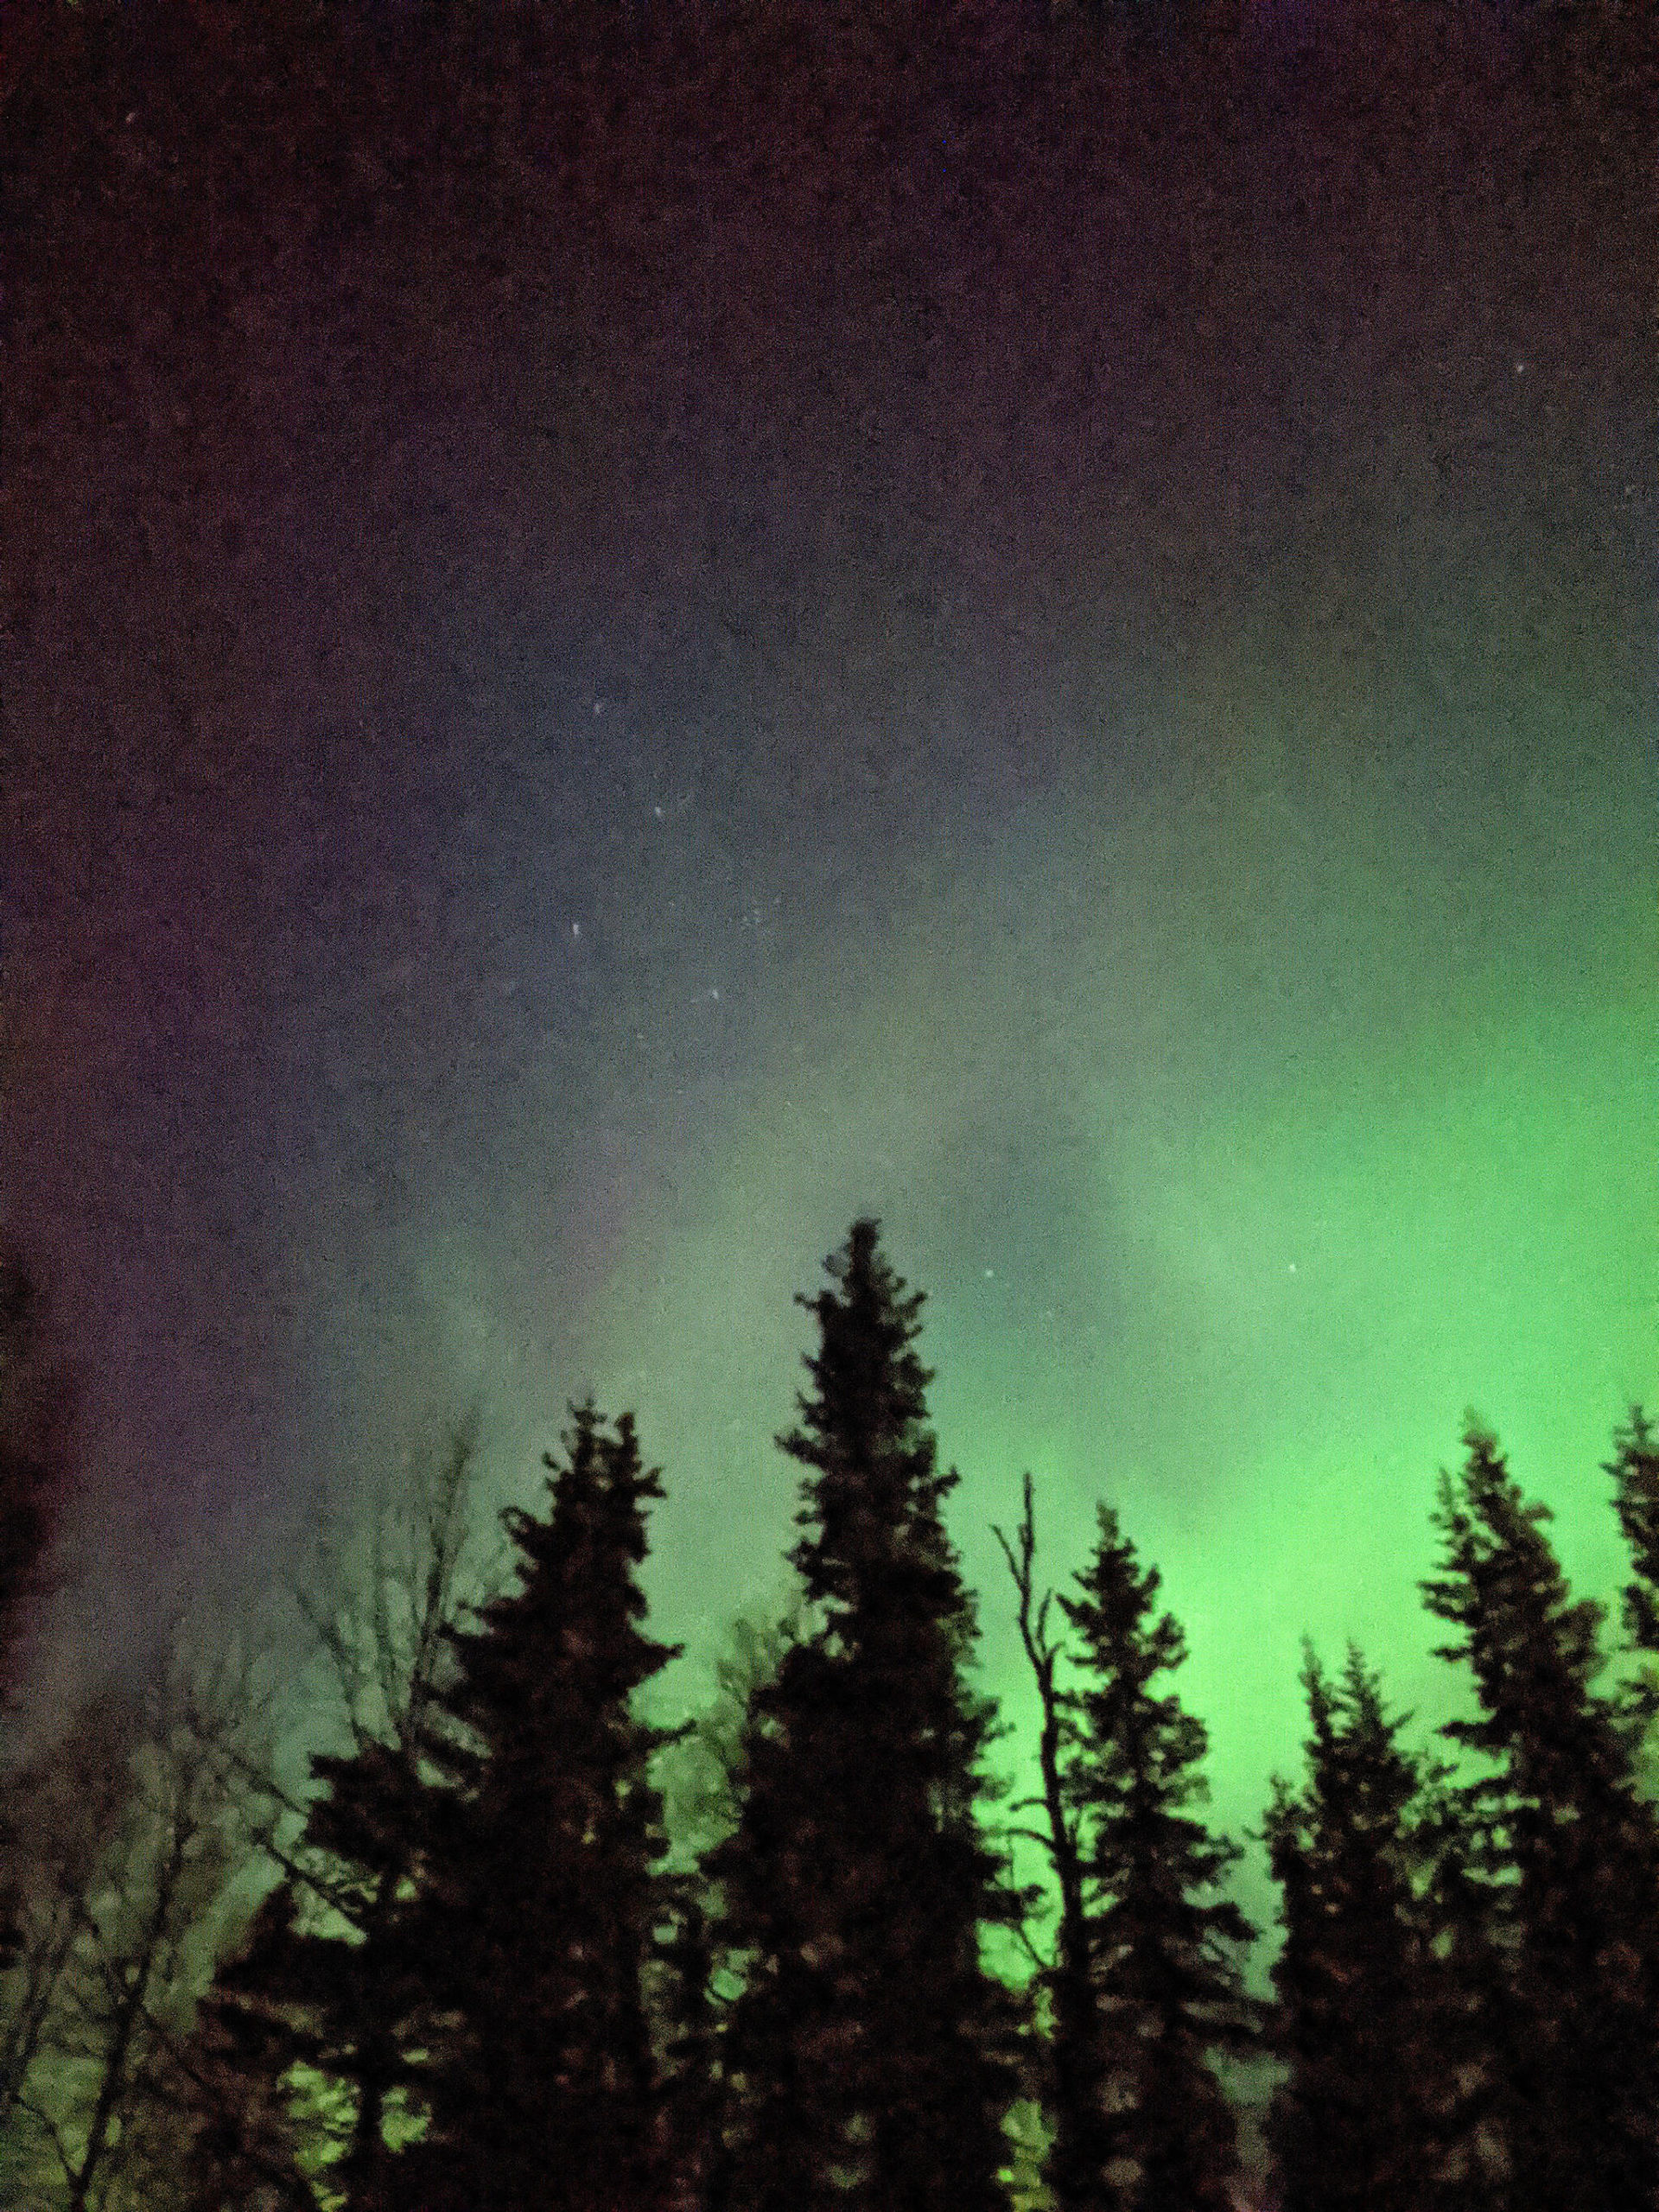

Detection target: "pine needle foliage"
[410, 1402, 683, 2212]
[1264, 1645, 1489, 2212]
[710, 1218, 1027, 2212]
[1422, 1420, 1659, 2212]
[1056, 1505, 1255, 2212]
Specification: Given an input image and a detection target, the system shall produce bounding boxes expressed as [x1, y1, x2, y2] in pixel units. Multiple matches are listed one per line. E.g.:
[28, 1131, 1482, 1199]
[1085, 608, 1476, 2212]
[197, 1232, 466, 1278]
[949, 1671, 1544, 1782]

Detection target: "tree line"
[2, 1217, 1657, 2210]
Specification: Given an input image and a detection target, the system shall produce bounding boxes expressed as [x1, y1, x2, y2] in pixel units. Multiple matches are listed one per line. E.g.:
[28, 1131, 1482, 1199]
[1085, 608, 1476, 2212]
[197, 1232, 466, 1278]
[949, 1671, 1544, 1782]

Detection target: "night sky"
[3, 0, 1654, 1933]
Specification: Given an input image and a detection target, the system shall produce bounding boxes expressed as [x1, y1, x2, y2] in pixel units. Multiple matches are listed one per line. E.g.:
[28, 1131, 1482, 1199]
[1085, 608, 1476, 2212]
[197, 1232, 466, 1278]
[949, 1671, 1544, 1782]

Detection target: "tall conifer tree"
[1422, 1421, 1659, 2212]
[410, 1402, 681, 2212]
[711, 1219, 1026, 2212]
[1055, 1505, 1255, 2212]
[649, 1883, 728, 2212]
[1264, 1645, 1488, 2212]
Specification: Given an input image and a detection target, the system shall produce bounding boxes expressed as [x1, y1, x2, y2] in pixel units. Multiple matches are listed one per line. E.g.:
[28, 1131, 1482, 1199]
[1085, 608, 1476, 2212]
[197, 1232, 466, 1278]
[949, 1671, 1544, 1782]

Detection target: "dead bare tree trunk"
[993, 1471, 1115, 2212]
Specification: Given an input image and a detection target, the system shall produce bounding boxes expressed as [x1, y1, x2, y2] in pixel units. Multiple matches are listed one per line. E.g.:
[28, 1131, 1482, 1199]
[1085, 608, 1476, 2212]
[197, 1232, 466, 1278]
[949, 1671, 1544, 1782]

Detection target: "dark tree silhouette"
[0, 1694, 135, 2163]
[1264, 1644, 1491, 2212]
[652, 1595, 810, 2212]
[0, 1635, 264, 2212]
[710, 1218, 1027, 2212]
[995, 1471, 1116, 2212]
[1408, 1772, 1515, 2212]
[1423, 1420, 1659, 2212]
[171, 1882, 326, 2212]
[1607, 1404, 1659, 1725]
[408, 1402, 682, 2212]
[175, 1421, 484, 2212]
[0, 1246, 71, 1969]
[1055, 1502, 1255, 2212]
[649, 1882, 728, 2212]
[178, 1735, 438, 2212]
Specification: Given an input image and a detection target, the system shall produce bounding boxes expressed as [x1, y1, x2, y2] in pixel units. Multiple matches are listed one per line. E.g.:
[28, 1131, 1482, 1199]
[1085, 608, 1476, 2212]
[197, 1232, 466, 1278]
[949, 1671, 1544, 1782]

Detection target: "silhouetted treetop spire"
[779, 1216, 960, 1637]
[712, 1217, 1025, 2212]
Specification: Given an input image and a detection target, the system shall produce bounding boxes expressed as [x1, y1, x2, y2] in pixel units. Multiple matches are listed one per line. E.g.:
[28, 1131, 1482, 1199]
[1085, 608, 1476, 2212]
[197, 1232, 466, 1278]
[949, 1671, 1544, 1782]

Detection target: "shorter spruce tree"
[409, 1402, 682, 2212]
[1057, 1504, 1256, 2212]
[1264, 1644, 1490, 2212]
[1423, 1421, 1659, 2212]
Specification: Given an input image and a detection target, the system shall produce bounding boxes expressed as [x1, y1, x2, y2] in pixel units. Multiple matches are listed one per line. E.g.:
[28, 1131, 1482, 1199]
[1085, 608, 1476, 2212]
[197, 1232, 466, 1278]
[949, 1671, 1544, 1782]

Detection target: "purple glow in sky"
[3, 3, 1652, 1887]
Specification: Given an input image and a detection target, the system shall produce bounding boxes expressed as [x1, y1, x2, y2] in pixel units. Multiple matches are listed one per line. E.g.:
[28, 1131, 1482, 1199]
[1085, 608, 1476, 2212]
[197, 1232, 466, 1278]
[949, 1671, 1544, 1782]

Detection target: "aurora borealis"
[3, 0, 1653, 1951]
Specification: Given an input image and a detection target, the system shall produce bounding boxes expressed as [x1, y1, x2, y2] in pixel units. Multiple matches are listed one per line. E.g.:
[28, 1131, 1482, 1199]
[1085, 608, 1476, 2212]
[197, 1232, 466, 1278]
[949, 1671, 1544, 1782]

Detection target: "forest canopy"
[1, 1219, 1655, 2210]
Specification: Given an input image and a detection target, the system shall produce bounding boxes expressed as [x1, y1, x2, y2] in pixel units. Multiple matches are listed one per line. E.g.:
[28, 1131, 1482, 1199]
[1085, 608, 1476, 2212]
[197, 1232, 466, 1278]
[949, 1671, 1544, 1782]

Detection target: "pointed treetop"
[1422, 1419, 1610, 1769]
[1280, 1640, 1427, 1856]
[1063, 1503, 1188, 1688]
[1058, 1503, 1248, 1907]
[781, 1217, 934, 1469]
[779, 1218, 960, 1623]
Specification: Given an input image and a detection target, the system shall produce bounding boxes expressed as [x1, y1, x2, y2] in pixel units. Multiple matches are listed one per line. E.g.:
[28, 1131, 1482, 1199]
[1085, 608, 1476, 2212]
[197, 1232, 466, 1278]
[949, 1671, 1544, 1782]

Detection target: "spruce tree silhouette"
[175, 1882, 330, 2212]
[1055, 1504, 1256, 2212]
[410, 1403, 683, 2212]
[1423, 1421, 1659, 2212]
[650, 1883, 728, 2212]
[1264, 1645, 1491, 2212]
[710, 1218, 1026, 2212]
[190, 1733, 443, 2212]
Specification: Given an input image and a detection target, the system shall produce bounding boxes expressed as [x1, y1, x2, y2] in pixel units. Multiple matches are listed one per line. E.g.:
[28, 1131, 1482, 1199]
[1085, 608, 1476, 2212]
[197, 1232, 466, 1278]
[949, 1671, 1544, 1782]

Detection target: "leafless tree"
[656, 1590, 810, 1871]
[993, 1472, 1107, 2212]
[291, 1405, 494, 1771]
[166, 1412, 499, 2212]
[0, 1692, 137, 2145]
[0, 1624, 272, 2209]
[0, 1414, 499, 2208]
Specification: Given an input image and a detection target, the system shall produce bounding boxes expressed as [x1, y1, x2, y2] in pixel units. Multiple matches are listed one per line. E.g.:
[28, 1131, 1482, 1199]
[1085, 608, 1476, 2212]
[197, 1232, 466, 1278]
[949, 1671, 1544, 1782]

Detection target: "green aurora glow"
[557, 615, 1655, 1938]
[7, 1, 1653, 1972]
